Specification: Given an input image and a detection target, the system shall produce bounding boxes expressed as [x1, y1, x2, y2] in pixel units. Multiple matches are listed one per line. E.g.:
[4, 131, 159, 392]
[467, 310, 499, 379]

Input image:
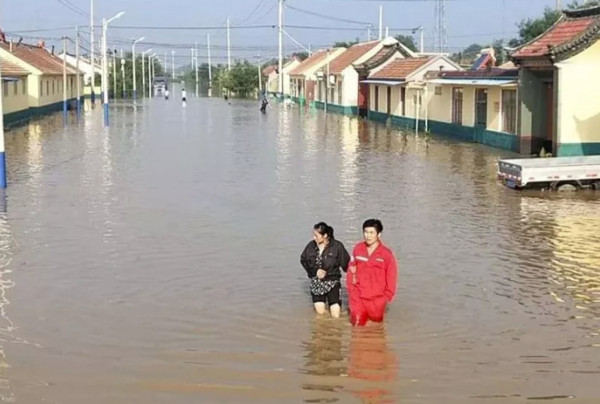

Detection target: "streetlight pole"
[102, 11, 125, 126]
[121, 48, 126, 99]
[132, 36, 144, 100]
[90, 0, 95, 104]
[142, 48, 152, 99]
[195, 42, 199, 98]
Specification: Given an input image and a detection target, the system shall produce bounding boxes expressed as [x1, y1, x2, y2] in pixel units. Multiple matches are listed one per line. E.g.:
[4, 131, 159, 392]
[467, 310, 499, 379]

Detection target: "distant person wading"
[300, 222, 350, 318]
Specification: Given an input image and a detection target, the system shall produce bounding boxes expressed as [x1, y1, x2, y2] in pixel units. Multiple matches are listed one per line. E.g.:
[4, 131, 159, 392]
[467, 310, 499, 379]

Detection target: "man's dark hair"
[362, 219, 383, 234]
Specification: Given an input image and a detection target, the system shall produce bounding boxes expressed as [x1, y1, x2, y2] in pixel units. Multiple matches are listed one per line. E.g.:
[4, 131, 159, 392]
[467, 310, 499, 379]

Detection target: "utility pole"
[257, 55, 262, 96]
[367, 24, 372, 41]
[62, 37, 68, 125]
[90, 0, 95, 103]
[172, 50, 175, 80]
[419, 26, 424, 53]
[556, 0, 561, 10]
[76, 26, 81, 119]
[207, 33, 212, 98]
[112, 47, 117, 99]
[121, 48, 126, 98]
[195, 42, 199, 98]
[227, 17, 232, 70]
[379, 5, 383, 40]
[278, 0, 284, 97]
[385, 26, 389, 38]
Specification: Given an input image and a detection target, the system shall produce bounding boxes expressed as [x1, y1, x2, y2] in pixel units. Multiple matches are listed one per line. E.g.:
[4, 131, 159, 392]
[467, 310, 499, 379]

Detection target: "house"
[511, 5, 600, 156]
[362, 55, 460, 127]
[262, 65, 278, 95]
[426, 67, 520, 151]
[58, 53, 101, 97]
[280, 56, 302, 97]
[1, 57, 30, 126]
[289, 48, 346, 106]
[0, 40, 81, 118]
[315, 37, 418, 116]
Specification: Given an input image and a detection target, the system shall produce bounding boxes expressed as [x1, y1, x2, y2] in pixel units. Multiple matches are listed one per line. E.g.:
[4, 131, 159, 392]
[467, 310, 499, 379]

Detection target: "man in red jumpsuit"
[347, 219, 398, 326]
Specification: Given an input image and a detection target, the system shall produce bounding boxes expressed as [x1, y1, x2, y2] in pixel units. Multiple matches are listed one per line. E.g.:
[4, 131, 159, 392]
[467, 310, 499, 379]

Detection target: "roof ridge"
[564, 5, 600, 19]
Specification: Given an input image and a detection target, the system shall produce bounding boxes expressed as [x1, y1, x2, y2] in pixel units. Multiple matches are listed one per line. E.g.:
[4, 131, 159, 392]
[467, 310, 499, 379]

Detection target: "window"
[387, 86, 392, 115]
[435, 86, 442, 96]
[52, 80, 55, 94]
[46, 80, 50, 96]
[23, 79, 27, 95]
[502, 89, 517, 134]
[317, 80, 322, 101]
[3, 83, 8, 97]
[337, 81, 342, 105]
[13, 81, 18, 95]
[475, 88, 488, 128]
[375, 86, 379, 111]
[452, 87, 463, 125]
[70, 77, 74, 91]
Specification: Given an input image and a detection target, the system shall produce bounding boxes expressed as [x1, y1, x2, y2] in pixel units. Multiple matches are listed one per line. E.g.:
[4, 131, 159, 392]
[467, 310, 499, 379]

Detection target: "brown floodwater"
[0, 96, 598, 403]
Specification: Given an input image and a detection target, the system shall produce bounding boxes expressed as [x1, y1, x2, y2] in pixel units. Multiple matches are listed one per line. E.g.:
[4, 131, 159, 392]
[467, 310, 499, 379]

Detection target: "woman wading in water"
[300, 222, 351, 318]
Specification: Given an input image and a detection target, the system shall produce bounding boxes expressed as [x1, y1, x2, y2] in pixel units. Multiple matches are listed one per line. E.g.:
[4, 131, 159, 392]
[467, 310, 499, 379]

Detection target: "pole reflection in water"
[0, 190, 15, 402]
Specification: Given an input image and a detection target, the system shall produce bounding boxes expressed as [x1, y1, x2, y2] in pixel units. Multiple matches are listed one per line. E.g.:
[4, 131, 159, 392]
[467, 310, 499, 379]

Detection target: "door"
[401, 87, 406, 116]
[475, 88, 488, 128]
[358, 78, 369, 117]
[387, 87, 392, 115]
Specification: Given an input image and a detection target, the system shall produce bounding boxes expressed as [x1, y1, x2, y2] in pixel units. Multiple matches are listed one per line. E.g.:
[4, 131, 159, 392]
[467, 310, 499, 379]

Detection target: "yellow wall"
[427, 84, 453, 122]
[2, 77, 29, 114]
[30, 75, 79, 107]
[556, 39, 600, 144]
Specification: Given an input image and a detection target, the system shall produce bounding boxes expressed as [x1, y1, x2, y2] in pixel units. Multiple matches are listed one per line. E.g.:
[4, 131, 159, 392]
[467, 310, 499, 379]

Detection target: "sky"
[1, 0, 559, 67]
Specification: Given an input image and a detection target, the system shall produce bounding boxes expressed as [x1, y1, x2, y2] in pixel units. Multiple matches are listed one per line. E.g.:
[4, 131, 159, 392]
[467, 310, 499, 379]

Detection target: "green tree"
[333, 40, 359, 48]
[395, 34, 418, 52]
[108, 51, 165, 99]
[218, 61, 259, 98]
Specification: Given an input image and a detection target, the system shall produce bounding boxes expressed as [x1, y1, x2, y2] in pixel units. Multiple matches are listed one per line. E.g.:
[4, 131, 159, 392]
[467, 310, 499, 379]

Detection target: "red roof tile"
[0, 42, 76, 75]
[262, 65, 277, 76]
[328, 41, 378, 74]
[512, 13, 598, 59]
[370, 57, 431, 80]
[289, 48, 343, 76]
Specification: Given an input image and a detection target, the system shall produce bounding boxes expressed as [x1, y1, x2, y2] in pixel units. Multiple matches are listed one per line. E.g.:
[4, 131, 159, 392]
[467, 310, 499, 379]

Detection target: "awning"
[1, 77, 20, 82]
[428, 78, 517, 87]
[359, 80, 404, 86]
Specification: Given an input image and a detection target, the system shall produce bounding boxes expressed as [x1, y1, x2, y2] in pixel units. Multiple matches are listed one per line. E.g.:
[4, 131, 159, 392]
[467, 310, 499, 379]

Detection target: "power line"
[286, 4, 373, 25]
[55, 0, 88, 17]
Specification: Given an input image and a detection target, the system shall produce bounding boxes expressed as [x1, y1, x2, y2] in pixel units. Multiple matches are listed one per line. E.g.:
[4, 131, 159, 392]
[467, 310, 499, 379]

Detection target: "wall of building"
[555, 39, 600, 155]
[2, 77, 29, 114]
[341, 68, 359, 107]
[518, 68, 549, 154]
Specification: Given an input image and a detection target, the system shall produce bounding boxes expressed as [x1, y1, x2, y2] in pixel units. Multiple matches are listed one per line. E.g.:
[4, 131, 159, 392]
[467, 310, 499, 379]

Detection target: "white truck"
[497, 156, 600, 191]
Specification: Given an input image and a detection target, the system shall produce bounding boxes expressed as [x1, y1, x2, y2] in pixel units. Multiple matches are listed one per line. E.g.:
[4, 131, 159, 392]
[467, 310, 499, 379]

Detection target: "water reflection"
[0, 191, 15, 402]
[348, 325, 398, 404]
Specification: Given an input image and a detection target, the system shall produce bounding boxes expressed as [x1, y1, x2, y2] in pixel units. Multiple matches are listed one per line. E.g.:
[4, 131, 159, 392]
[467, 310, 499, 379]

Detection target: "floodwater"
[0, 95, 599, 403]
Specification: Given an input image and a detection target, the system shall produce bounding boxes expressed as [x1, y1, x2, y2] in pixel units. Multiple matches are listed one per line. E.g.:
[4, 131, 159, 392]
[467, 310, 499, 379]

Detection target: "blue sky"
[2, 0, 558, 65]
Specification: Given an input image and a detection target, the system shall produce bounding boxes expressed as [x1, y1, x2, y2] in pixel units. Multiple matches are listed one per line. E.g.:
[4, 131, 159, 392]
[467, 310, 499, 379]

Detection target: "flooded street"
[0, 96, 599, 403]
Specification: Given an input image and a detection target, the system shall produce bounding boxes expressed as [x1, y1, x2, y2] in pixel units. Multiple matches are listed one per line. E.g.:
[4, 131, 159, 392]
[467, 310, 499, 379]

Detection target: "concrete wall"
[2, 77, 29, 114]
[340, 68, 359, 107]
[29, 75, 80, 107]
[555, 39, 600, 155]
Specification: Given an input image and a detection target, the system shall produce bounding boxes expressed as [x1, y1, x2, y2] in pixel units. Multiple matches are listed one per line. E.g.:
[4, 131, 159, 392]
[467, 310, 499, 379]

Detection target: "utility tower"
[433, 0, 447, 53]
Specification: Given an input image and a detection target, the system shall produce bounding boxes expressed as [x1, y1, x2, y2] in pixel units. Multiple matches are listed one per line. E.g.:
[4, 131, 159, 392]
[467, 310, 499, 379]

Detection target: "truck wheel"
[557, 183, 579, 192]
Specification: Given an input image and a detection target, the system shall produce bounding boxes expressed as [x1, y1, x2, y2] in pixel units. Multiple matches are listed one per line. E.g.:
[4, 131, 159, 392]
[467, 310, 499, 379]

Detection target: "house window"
[502, 89, 517, 134]
[375, 86, 379, 111]
[2, 83, 8, 97]
[435, 86, 442, 96]
[387, 86, 392, 115]
[13, 81, 18, 95]
[338, 81, 342, 105]
[475, 88, 488, 128]
[46, 80, 50, 96]
[52, 80, 55, 94]
[452, 87, 463, 125]
[317, 80, 322, 101]
[70, 77, 74, 91]
[23, 79, 27, 95]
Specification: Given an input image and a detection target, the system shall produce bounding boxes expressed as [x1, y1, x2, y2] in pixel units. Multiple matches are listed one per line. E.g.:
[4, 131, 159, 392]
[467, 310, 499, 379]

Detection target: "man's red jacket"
[348, 242, 398, 302]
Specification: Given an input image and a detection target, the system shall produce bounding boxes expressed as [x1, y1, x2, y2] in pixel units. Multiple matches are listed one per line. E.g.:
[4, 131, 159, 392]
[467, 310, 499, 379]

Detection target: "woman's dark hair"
[314, 222, 334, 239]
[362, 219, 383, 234]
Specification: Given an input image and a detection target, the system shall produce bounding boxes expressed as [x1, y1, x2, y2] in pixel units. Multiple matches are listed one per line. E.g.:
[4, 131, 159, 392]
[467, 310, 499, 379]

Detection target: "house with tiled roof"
[289, 47, 346, 105]
[362, 54, 459, 127]
[59, 53, 101, 97]
[426, 67, 520, 151]
[0, 40, 81, 120]
[1, 56, 30, 125]
[511, 5, 600, 156]
[313, 37, 419, 116]
[280, 56, 302, 97]
[262, 65, 278, 95]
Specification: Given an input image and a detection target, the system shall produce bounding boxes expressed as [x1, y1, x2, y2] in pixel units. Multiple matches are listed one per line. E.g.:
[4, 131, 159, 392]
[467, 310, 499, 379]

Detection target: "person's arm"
[339, 243, 351, 273]
[300, 243, 315, 278]
[384, 250, 398, 302]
